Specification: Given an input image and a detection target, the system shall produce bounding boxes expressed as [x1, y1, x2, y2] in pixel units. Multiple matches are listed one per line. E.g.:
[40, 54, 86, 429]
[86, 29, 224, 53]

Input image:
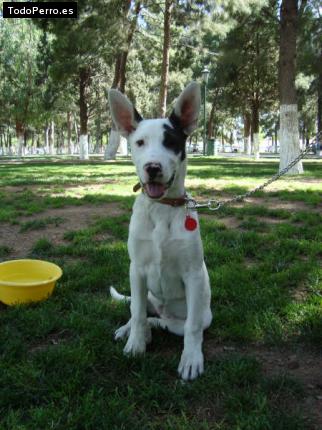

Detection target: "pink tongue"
[146, 182, 166, 198]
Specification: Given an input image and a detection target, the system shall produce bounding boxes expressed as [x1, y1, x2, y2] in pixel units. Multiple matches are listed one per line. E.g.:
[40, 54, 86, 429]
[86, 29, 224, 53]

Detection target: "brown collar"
[133, 182, 187, 207]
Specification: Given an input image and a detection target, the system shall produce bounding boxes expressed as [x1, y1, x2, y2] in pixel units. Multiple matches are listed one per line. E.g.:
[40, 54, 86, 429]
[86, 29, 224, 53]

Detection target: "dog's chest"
[128, 200, 203, 301]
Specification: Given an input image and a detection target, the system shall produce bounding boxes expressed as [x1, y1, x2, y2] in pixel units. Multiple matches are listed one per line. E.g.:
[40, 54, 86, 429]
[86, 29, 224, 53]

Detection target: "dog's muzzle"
[143, 172, 176, 199]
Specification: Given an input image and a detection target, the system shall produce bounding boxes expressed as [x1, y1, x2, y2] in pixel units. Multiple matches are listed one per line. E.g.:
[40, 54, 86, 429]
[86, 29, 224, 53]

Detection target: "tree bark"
[15, 120, 24, 157]
[243, 112, 251, 155]
[105, 129, 121, 159]
[95, 111, 102, 154]
[79, 67, 90, 160]
[49, 121, 55, 155]
[67, 111, 73, 155]
[279, 0, 303, 173]
[105, 1, 141, 160]
[317, 69, 322, 156]
[251, 102, 260, 160]
[44, 125, 49, 154]
[207, 99, 215, 139]
[119, 1, 141, 93]
[159, 0, 173, 117]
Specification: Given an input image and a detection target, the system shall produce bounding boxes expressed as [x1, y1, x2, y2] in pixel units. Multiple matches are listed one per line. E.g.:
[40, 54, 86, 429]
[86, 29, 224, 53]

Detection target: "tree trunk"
[67, 111, 73, 155]
[221, 129, 225, 152]
[15, 120, 24, 157]
[119, 1, 141, 93]
[105, 1, 141, 160]
[243, 112, 251, 155]
[44, 124, 49, 153]
[279, 0, 303, 174]
[105, 128, 121, 160]
[207, 99, 215, 139]
[301, 123, 306, 149]
[79, 67, 90, 160]
[251, 103, 260, 160]
[159, 0, 173, 117]
[317, 68, 322, 156]
[48, 121, 55, 155]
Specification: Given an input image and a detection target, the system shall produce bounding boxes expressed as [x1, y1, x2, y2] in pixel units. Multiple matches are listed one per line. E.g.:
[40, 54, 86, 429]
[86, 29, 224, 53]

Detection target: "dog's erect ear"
[108, 89, 142, 137]
[170, 82, 201, 135]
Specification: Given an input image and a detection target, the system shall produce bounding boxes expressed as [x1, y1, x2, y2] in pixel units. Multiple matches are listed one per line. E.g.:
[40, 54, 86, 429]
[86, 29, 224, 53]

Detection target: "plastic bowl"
[0, 259, 63, 305]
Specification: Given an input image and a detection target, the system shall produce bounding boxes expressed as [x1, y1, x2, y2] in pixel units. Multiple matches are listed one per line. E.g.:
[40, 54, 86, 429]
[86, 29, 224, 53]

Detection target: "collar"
[132, 182, 187, 207]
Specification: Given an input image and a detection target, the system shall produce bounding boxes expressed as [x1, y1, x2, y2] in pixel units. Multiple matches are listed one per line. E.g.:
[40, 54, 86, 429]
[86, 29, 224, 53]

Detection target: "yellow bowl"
[0, 259, 63, 305]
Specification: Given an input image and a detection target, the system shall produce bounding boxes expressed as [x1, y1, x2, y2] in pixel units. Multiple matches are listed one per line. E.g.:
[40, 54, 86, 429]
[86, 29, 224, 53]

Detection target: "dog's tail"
[110, 286, 131, 303]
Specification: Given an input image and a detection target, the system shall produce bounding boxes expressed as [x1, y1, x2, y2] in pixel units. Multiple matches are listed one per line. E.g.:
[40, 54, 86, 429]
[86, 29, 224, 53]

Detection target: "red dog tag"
[185, 215, 197, 231]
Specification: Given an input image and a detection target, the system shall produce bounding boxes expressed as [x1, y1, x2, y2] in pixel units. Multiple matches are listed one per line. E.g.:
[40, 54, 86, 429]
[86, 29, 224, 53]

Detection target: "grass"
[19, 216, 65, 232]
[0, 156, 321, 429]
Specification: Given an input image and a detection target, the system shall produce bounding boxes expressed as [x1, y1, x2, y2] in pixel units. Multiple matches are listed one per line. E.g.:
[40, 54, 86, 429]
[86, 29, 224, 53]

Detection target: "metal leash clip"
[185, 198, 222, 211]
[207, 199, 222, 211]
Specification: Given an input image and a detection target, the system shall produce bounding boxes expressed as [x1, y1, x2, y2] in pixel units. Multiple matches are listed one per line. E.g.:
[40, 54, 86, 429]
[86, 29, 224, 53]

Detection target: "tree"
[34, 0, 124, 160]
[211, 8, 278, 159]
[0, 19, 41, 156]
[278, 0, 305, 174]
[159, 0, 174, 117]
[297, 0, 322, 154]
[105, 0, 142, 160]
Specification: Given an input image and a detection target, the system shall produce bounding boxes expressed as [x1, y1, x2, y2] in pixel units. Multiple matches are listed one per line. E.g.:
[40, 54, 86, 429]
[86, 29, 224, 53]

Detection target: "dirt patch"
[200, 213, 241, 229]
[257, 216, 285, 224]
[234, 196, 322, 213]
[216, 216, 241, 229]
[0, 203, 126, 259]
[196, 190, 321, 210]
[29, 329, 73, 353]
[205, 342, 322, 429]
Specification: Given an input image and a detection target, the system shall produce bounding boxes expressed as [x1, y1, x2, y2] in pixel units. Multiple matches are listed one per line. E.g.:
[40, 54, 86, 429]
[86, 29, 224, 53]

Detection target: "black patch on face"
[134, 108, 143, 124]
[163, 110, 187, 161]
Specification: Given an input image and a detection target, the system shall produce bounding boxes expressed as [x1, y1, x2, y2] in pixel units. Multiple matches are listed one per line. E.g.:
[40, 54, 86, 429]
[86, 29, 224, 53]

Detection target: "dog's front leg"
[124, 262, 148, 356]
[178, 269, 206, 380]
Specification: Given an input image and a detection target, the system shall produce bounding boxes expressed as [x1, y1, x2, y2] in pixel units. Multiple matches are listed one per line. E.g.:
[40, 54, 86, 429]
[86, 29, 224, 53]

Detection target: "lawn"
[0, 156, 321, 430]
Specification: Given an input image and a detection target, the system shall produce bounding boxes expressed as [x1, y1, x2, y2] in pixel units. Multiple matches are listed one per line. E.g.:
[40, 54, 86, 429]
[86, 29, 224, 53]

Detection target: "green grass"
[0, 156, 321, 429]
[19, 216, 65, 232]
[0, 245, 11, 257]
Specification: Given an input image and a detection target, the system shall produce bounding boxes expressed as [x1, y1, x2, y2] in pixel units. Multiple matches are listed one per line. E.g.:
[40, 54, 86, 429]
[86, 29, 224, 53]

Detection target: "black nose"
[145, 163, 162, 180]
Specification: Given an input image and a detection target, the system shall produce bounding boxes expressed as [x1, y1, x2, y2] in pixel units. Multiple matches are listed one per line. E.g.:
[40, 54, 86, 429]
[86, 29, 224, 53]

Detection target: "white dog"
[108, 82, 212, 380]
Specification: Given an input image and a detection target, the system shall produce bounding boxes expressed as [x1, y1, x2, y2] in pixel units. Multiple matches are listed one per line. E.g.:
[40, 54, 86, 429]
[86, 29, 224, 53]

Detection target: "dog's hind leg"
[110, 287, 159, 316]
[115, 319, 152, 344]
[114, 315, 185, 342]
[110, 286, 131, 303]
[114, 320, 131, 340]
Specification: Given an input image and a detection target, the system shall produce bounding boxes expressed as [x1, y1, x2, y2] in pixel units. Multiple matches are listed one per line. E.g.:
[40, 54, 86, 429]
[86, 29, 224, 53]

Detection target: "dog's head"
[108, 82, 201, 199]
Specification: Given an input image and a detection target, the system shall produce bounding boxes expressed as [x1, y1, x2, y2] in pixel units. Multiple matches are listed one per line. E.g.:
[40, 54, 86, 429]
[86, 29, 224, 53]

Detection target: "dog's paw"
[114, 323, 131, 341]
[123, 334, 146, 356]
[178, 350, 204, 381]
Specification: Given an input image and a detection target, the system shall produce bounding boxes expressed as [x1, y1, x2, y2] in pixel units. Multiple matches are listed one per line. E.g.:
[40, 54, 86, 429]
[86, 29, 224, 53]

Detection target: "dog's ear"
[108, 89, 143, 137]
[170, 82, 201, 135]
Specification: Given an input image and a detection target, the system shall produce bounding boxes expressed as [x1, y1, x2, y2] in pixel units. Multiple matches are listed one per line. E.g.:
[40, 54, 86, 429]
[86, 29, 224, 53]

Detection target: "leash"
[133, 132, 321, 212]
[185, 132, 322, 212]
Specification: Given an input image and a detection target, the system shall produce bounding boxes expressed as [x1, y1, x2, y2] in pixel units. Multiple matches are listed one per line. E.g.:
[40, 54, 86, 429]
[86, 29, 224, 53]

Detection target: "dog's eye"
[136, 139, 144, 147]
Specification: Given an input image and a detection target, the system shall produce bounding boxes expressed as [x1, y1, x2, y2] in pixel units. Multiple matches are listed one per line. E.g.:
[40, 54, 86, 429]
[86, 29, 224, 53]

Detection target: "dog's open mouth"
[145, 182, 166, 199]
[143, 172, 176, 199]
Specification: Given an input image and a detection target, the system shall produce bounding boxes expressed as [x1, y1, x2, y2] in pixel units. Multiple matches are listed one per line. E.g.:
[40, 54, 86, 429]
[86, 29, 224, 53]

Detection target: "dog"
[108, 82, 212, 380]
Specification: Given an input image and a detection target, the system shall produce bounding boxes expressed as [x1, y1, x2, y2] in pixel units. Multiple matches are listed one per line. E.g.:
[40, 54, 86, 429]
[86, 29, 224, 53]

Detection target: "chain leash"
[186, 131, 322, 212]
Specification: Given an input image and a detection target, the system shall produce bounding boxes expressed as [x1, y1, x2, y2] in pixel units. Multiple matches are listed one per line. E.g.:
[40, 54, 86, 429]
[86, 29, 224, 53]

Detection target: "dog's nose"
[145, 163, 162, 180]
